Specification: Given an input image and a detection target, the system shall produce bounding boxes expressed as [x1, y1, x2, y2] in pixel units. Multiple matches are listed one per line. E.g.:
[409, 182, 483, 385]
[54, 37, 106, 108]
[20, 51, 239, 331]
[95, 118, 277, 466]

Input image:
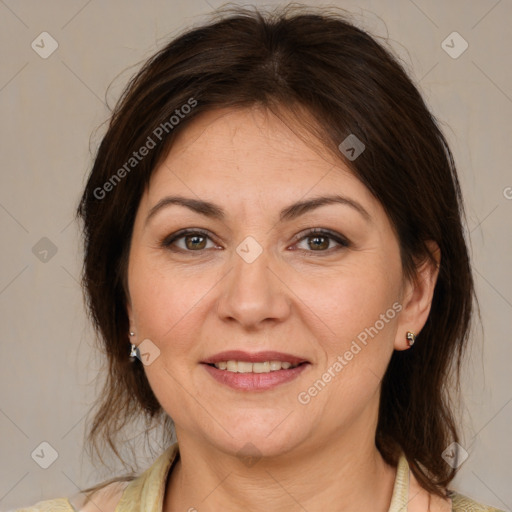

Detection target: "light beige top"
[13, 443, 504, 512]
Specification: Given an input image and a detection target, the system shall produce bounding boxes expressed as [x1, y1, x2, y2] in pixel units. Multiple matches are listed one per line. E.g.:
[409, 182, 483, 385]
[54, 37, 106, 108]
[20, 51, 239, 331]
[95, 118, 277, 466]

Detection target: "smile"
[211, 360, 301, 373]
[202, 361, 310, 391]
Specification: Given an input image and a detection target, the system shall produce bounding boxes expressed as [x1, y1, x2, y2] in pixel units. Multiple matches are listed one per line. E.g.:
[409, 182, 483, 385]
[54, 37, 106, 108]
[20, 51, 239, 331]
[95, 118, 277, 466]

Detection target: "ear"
[394, 241, 441, 351]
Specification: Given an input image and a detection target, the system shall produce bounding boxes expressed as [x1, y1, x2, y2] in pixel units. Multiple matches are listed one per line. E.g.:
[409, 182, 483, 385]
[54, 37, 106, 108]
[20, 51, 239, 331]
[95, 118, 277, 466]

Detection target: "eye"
[161, 228, 350, 255]
[293, 228, 350, 254]
[161, 229, 218, 252]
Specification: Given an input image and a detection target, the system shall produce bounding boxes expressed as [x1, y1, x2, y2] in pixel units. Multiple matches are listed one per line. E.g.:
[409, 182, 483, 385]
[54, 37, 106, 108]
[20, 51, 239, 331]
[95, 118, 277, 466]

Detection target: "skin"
[126, 106, 441, 512]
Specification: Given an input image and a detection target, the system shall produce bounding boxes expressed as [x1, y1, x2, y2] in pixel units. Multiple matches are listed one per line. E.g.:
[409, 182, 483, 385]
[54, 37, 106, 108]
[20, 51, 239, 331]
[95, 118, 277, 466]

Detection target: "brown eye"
[184, 233, 207, 250]
[294, 229, 350, 254]
[161, 229, 216, 252]
[307, 234, 330, 251]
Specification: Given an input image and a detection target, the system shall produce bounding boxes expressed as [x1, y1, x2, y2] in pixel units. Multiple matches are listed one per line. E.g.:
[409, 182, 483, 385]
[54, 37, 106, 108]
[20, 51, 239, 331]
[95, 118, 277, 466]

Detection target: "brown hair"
[77, 3, 474, 500]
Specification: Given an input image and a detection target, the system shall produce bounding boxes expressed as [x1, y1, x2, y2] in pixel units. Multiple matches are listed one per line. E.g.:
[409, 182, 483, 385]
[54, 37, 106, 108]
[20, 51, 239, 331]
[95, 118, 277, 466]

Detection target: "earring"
[129, 330, 138, 359]
[406, 331, 416, 348]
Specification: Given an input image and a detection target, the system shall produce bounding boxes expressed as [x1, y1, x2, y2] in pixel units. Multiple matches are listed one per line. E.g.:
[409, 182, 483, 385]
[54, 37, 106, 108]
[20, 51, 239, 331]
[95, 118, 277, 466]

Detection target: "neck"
[164, 415, 397, 512]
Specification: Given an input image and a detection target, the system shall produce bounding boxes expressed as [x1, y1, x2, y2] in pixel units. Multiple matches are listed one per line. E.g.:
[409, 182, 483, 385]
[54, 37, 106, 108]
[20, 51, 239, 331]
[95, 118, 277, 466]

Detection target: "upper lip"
[201, 350, 309, 365]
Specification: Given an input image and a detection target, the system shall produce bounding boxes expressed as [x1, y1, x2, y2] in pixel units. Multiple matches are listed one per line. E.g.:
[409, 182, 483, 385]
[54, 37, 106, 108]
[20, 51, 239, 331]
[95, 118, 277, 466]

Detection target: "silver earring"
[406, 331, 416, 348]
[130, 331, 135, 337]
[130, 343, 138, 359]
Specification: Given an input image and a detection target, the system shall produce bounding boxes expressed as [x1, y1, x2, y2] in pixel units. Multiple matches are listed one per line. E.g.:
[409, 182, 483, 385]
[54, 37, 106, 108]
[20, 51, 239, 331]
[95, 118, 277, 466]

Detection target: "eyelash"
[160, 228, 350, 255]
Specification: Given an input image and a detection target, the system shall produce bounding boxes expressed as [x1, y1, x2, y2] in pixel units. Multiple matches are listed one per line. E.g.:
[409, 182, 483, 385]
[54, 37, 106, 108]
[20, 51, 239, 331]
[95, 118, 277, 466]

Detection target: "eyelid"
[292, 227, 348, 242]
[161, 228, 215, 248]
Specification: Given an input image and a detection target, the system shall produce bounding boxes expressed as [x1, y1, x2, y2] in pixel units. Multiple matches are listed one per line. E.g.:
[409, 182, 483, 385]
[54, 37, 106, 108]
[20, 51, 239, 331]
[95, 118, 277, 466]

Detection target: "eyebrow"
[145, 194, 371, 226]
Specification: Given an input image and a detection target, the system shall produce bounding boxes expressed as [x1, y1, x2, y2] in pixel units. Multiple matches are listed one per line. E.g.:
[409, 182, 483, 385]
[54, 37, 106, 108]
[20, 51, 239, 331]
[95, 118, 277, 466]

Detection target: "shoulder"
[449, 490, 506, 512]
[13, 444, 179, 512]
[403, 454, 503, 512]
[9, 497, 76, 511]
[11, 481, 129, 512]
[69, 480, 129, 512]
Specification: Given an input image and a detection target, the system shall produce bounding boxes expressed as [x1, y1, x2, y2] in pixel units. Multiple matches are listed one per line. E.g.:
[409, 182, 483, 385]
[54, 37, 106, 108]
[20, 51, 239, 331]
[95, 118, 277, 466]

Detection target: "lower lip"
[202, 363, 310, 391]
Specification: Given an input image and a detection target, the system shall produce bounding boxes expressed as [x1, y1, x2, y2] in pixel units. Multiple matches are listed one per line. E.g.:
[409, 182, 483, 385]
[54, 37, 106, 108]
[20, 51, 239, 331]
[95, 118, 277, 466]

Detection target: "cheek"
[302, 258, 402, 398]
[129, 251, 197, 349]
[128, 252, 217, 358]
[132, 286, 189, 342]
[128, 259, 210, 416]
[296, 273, 399, 422]
[299, 260, 400, 343]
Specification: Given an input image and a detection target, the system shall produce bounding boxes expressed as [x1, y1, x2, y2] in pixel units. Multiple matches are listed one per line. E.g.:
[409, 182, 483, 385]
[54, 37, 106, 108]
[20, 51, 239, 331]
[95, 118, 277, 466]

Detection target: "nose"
[216, 245, 291, 329]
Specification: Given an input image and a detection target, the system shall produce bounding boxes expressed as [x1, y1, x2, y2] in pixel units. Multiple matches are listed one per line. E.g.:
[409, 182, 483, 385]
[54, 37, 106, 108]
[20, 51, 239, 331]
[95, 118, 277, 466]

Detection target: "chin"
[208, 422, 306, 460]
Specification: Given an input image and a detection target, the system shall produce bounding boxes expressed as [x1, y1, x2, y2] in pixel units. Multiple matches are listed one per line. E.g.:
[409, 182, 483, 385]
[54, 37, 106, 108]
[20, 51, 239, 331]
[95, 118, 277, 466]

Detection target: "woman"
[16, 4, 503, 511]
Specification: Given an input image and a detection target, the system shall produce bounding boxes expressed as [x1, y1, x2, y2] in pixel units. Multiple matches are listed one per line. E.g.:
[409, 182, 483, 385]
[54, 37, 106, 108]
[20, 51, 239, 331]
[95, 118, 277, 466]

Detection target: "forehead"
[148, 106, 371, 201]
[169, 106, 324, 160]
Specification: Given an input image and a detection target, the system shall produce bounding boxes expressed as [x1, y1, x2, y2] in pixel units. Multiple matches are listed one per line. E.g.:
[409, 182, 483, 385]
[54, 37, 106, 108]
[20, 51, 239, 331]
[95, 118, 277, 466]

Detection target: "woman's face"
[127, 107, 425, 458]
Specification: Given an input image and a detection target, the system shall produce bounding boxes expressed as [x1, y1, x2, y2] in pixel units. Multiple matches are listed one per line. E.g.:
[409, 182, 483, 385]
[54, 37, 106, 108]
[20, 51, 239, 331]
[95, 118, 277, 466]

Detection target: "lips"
[201, 350, 311, 391]
[201, 350, 309, 365]
[202, 359, 310, 391]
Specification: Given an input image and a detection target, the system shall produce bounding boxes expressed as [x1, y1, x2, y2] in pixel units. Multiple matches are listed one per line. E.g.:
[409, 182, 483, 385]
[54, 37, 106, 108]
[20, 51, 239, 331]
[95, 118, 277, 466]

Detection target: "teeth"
[253, 362, 269, 373]
[238, 361, 253, 373]
[213, 360, 300, 373]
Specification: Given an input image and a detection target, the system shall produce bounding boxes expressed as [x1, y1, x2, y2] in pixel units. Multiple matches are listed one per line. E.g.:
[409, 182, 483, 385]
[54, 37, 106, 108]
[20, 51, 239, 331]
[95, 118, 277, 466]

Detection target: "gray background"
[1, 0, 511, 510]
